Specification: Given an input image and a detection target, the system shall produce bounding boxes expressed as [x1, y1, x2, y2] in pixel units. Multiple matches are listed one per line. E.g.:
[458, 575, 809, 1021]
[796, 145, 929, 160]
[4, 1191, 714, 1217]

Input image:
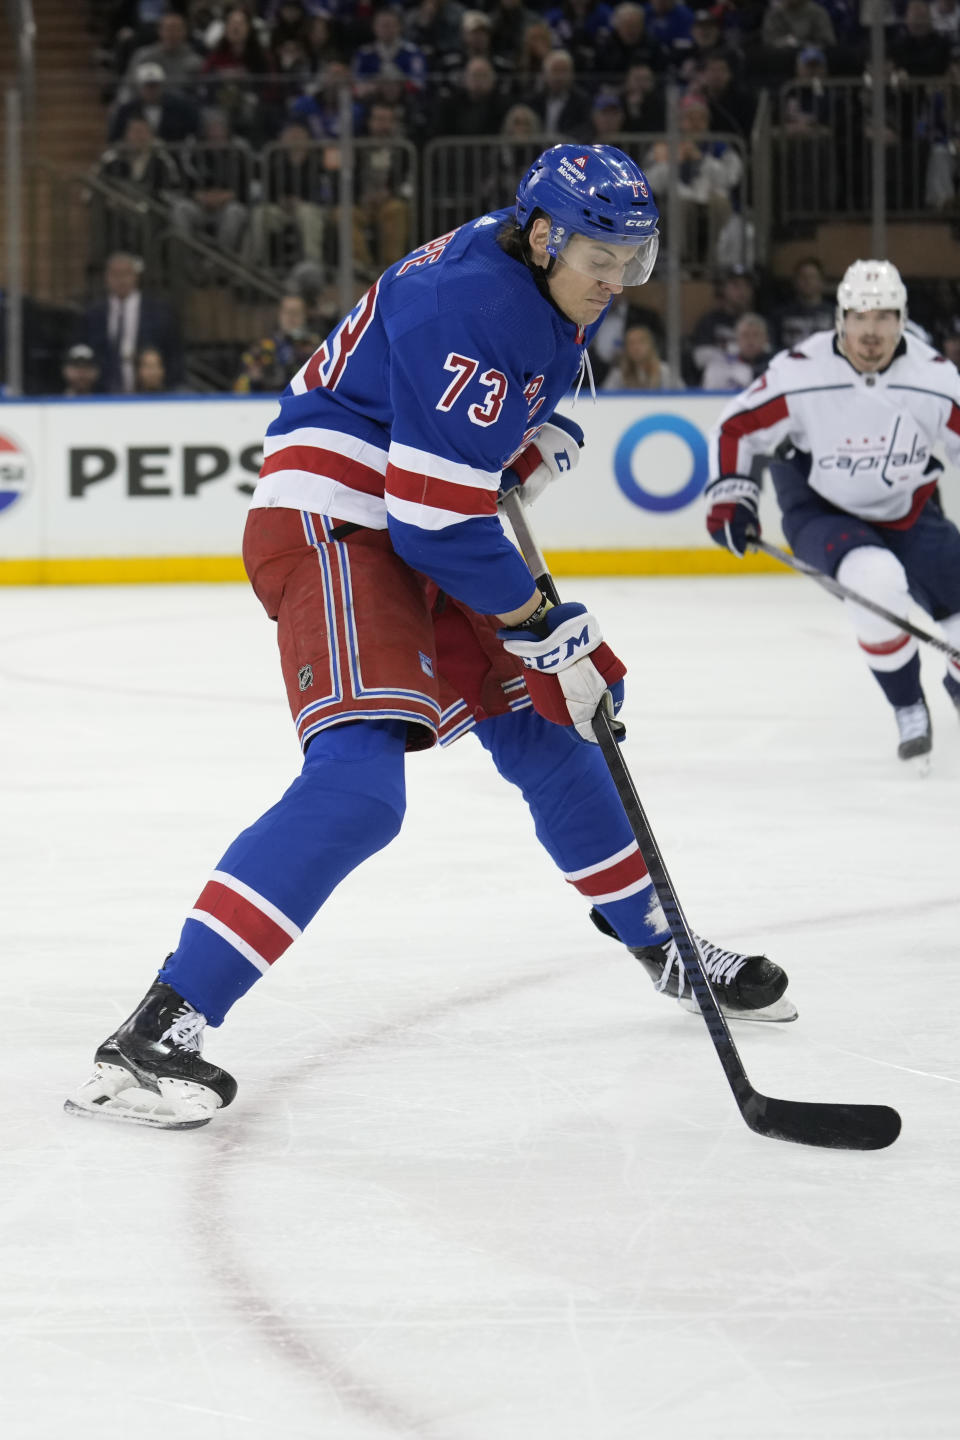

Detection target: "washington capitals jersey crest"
[253, 210, 598, 614]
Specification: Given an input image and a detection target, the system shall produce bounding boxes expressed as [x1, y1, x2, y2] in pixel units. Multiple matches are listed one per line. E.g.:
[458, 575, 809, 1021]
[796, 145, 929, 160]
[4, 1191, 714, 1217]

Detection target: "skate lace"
[657, 936, 748, 994]
[895, 702, 930, 743]
[160, 1005, 206, 1053]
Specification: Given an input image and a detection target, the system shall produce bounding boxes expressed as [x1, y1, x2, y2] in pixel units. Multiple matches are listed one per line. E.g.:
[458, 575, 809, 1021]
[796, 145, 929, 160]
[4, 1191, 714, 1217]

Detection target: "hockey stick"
[753, 537, 960, 665]
[501, 490, 901, 1151]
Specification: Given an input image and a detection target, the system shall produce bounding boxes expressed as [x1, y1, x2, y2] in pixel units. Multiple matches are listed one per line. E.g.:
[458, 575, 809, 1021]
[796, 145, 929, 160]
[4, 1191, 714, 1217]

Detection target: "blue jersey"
[253, 210, 597, 614]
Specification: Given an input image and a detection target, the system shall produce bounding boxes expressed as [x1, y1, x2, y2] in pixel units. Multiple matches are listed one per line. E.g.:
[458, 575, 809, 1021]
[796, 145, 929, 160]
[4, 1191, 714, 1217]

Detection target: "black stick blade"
[743, 1094, 902, 1151]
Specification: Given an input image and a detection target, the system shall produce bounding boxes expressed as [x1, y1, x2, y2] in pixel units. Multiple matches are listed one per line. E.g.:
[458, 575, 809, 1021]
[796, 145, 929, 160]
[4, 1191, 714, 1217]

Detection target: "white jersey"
[709, 329, 960, 527]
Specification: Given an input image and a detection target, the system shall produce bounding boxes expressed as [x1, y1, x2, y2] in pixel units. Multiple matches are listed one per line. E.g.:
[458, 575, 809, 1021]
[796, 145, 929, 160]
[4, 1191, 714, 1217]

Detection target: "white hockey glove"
[498, 600, 626, 744]
[499, 413, 584, 508]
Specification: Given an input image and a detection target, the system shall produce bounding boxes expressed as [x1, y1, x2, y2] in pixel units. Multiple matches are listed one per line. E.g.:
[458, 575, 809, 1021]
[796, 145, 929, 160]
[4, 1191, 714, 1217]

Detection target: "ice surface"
[1, 575, 958, 1440]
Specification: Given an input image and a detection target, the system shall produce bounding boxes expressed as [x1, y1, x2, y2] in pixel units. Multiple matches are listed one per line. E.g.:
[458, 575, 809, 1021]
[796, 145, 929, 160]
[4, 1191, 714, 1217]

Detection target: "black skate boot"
[589, 907, 796, 1023]
[64, 981, 237, 1129]
[894, 698, 932, 766]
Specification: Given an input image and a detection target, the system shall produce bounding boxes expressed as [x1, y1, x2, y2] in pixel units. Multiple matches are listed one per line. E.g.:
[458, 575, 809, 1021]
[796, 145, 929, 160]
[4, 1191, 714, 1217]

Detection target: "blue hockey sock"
[869, 652, 923, 709]
[474, 709, 669, 949]
[160, 720, 408, 1025]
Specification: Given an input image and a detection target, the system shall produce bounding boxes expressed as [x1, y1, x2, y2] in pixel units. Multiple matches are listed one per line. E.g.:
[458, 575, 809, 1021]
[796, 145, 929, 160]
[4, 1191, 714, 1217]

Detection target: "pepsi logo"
[0, 431, 31, 515]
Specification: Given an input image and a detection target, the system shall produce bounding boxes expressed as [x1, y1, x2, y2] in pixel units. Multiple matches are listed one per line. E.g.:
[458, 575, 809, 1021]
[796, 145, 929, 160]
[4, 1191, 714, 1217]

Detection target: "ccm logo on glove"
[498, 601, 626, 743]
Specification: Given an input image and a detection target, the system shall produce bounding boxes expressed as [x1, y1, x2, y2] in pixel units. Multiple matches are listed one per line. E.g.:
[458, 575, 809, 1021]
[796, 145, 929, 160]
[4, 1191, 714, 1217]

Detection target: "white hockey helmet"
[836, 259, 907, 339]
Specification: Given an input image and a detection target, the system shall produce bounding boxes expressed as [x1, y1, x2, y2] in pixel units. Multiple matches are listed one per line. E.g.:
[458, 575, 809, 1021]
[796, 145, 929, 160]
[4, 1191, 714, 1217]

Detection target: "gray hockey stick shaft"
[500, 489, 900, 1150]
[753, 537, 960, 665]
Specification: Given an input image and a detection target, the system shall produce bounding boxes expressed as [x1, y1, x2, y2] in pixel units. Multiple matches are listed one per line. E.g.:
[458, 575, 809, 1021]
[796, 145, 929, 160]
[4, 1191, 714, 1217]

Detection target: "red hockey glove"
[705, 475, 761, 558]
[498, 601, 626, 743]
[499, 414, 584, 508]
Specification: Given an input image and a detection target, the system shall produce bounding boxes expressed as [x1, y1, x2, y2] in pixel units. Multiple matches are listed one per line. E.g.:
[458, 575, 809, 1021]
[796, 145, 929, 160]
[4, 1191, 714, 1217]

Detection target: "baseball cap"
[65, 344, 97, 364]
[799, 46, 825, 64]
[592, 92, 623, 110]
[136, 61, 165, 83]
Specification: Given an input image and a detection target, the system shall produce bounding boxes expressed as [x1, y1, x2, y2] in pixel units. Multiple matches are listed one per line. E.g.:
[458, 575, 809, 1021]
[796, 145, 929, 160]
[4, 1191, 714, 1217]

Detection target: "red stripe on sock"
[194, 880, 293, 965]
[859, 632, 911, 656]
[568, 848, 650, 899]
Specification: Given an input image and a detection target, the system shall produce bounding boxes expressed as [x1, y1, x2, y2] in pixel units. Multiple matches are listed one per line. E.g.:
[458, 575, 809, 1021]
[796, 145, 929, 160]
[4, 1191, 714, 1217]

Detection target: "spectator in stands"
[932, 0, 960, 43]
[687, 266, 757, 382]
[679, 8, 725, 79]
[250, 120, 327, 272]
[109, 61, 200, 144]
[404, 0, 467, 70]
[78, 251, 184, 393]
[601, 323, 679, 389]
[170, 109, 252, 260]
[762, 0, 836, 53]
[202, 5, 270, 76]
[533, 49, 593, 137]
[642, 92, 743, 270]
[772, 256, 834, 348]
[482, 102, 543, 208]
[233, 292, 320, 392]
[941, 329, 960, 365]
[109, 0, 171, 80]
[94, 115, 182, 259]
[268, 0, 312, 53]
[700, 311, 771, 389]
[644, 0, 695, 65]
[305, 10, 346, 68]
[433, 56, 508, 134]
[891, 0, 949, 77]
[594, 3, 661, 77]
[60, 344, 101, 397]
[123, 12, 204, 99]
[488, 0, 542, 68]
[135, 345, 172, 392]
[290, 62, 365, 140]
[515, 20, 557, 87]
[354, 100, 413, 270]
[544, 0, 614, 72]
[353, 5, 427, 99]
[621, 62, 666, 130]
[435, 9, 514, 86]
[783, 44, 831, 133]
[201, 5, 269, 139]
[591, 90, 626, 139]
[697, 52, 757, 137]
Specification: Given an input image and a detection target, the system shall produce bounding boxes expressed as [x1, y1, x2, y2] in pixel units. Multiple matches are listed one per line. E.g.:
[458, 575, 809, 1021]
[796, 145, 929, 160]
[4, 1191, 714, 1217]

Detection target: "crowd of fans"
[65, 0, 960, 397]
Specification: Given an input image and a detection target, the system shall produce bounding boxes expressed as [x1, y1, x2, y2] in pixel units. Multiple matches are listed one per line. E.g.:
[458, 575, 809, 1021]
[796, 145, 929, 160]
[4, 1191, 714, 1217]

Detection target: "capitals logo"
[0, 431, 31, 514]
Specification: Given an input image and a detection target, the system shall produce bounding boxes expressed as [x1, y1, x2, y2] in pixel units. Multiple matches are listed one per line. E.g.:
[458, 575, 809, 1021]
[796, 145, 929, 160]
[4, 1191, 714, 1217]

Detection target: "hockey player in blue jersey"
[67, 144, 791, 1130]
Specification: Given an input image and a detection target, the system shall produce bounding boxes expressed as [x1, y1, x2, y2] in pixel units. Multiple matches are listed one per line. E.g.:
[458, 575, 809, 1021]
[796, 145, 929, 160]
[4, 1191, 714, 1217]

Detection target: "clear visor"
[549, 225, 660, 287]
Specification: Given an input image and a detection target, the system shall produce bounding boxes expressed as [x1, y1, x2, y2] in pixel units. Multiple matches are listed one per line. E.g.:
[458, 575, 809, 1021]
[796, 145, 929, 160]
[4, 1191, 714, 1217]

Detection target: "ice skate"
[590, 908, 797, 1022]
[943, 674, 960, 721]
[894, 698, 932, 771]
[64, 981, 237, 1130]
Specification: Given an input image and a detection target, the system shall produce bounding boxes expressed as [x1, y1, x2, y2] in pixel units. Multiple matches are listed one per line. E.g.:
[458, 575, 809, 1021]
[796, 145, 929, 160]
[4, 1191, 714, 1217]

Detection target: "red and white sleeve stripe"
[385, 441, 502, 530]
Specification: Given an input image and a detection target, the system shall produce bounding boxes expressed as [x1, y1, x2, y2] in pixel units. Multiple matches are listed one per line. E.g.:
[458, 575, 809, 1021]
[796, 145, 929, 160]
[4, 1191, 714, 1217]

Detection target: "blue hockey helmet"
[515, 143, 660, 286]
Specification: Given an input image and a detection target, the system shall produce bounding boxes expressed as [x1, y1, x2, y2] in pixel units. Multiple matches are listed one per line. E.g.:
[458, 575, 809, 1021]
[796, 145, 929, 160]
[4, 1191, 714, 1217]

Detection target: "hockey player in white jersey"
[705, 259, 960, 765]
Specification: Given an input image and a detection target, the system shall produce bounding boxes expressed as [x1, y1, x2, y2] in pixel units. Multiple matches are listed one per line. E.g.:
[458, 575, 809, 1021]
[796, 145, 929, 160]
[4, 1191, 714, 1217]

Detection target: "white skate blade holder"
[64, 1063, 222, 1130]
[679, 993, 799, 1024]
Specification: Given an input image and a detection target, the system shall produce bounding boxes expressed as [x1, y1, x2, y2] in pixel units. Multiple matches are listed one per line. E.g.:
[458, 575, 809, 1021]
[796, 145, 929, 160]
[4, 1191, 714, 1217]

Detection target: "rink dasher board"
[4, 389, 941, 584]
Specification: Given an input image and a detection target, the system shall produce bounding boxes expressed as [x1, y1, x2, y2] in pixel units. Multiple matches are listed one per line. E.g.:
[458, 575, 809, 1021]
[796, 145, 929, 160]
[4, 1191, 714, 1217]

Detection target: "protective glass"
[550, 226, 660, 287]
